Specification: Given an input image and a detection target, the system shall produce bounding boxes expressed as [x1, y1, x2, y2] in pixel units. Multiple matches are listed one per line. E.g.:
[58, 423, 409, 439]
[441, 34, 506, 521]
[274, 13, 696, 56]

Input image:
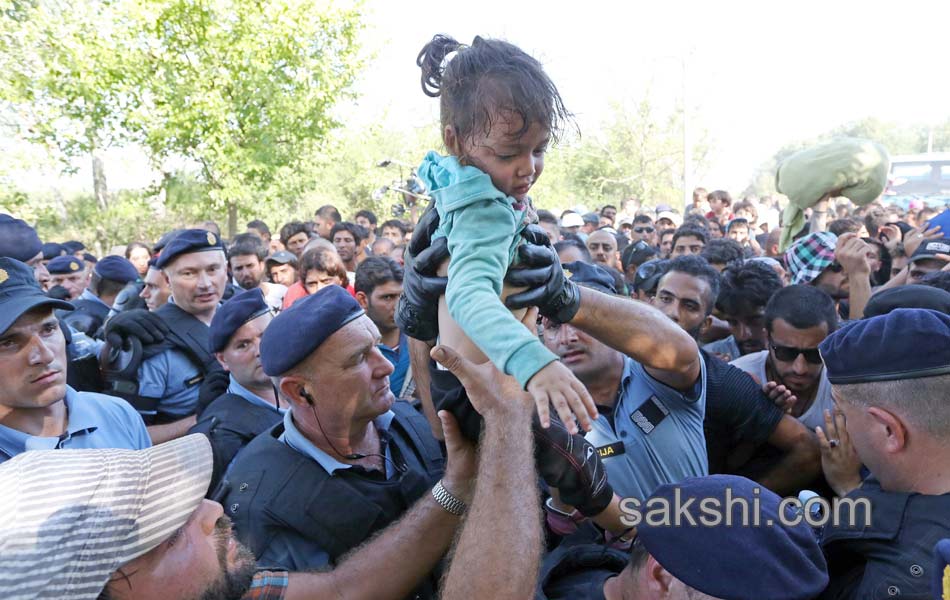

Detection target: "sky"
[12, 0, 950, 200]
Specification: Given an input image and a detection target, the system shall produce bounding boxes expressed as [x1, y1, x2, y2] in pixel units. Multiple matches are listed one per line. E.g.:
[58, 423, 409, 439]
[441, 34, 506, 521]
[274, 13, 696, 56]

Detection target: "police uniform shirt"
[730, 350, 833, 431]
[228, 375, 285, 415]
[137, 347, 203, 419]
[583, 354, 708, 501]
[260, 408, 399, 569]
[0, 386, 151, 463]
[77, 288, 109, 311]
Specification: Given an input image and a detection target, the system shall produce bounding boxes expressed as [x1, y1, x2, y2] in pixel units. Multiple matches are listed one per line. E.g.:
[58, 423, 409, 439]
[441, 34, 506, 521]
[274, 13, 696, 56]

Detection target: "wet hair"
[765, 284, 837, 334]
[279, 221, 312, 246]
[314, 205, 342, 222]
[354, 209, 378, 227]
[299, 247, 348, 288]
[417, 34, 571, 151]
[330, 222, 367, 243]
[716, 260, 783, 317]
[228, 233, 268, 262]
[921, 271, 950, 293]
[701, 238, 744, 266]
[672, 225, 709, 248]
[662, 255, 722, 315]
[355, 256, 404, 296]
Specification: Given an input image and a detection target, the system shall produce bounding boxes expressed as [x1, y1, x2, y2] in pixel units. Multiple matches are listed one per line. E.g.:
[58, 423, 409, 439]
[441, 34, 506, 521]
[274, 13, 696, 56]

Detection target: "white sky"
[13, 0, 950, 198]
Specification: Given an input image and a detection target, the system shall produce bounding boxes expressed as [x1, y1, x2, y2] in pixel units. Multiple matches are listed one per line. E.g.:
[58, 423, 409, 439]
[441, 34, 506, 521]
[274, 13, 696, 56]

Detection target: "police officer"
[817, 308, 950, 599]
[0, 215, 51, 290]
[189, 288, 283, 492]
[0, 257, 150, 463]
[531, 475, 828, 600]
[110, 229, 228, 443]
[64, 255, 139, 337]
[222, 285, 446, 595]
[47, 255, 88, 300]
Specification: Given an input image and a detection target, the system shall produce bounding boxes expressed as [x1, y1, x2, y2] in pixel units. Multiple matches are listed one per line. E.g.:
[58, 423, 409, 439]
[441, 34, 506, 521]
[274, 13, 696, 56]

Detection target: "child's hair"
[416, 34, 572, 148]
[299, 247, 349, 288]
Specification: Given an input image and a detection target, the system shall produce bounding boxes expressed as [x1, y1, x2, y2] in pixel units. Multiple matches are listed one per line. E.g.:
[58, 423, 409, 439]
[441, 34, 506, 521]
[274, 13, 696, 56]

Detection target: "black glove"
[396, 234, 449, 341]
[196, 369, 231, 417]
[505, 231, 582, 324]
[104, 309, 169, 349]
[533, 414, 613, 517]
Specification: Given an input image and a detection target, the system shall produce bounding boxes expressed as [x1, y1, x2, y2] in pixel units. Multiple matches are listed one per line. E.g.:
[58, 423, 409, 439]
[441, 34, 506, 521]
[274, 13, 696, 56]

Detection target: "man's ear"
[643, 554, 675, 594]
[355, 291, 369, 310]
[698, 315, 713, 336]
[278, 376, 309, 408]
[214, 352, 230, 372]
[867, 406, 908, 454]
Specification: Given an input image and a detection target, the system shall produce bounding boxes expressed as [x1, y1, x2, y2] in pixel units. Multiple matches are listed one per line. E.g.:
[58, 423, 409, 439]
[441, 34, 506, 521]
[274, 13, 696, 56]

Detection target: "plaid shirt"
[243, 569, 289, 600]
[785, 231, 837, 285]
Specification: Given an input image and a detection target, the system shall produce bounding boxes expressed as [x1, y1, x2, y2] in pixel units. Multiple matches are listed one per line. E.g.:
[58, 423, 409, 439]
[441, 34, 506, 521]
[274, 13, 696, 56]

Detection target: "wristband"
[432, 480, 466, 516]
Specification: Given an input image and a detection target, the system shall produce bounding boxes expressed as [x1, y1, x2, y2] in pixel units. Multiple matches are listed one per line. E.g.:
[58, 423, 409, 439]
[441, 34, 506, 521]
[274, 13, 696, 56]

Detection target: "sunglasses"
[634, 226, 655, 234]
[827, 261, 844, 273]
[770, 340, 823, 364]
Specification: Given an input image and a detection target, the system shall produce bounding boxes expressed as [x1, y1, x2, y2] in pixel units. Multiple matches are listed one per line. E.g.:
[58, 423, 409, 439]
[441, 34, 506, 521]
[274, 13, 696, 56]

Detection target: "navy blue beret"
[154, 229, 224, 269]
[863, 285, 950, 318]
[820, 308, 950, 384]
[562, 261, 617, 295]
[41, 242, 66, 261]
[94, 256, 139, 283]
[83, 253, 97, 263]
[209, 288, 271, 353]
[154, 229, 184, 253]
[47, 255, 85, 275]
[638, 475, 828, 600]
[933, 539, 950, 599]
[62, 240, 85, 254]
[260, 285, 363, 376]
[0, 215, 43, 263]
[0, 258, 73, 334]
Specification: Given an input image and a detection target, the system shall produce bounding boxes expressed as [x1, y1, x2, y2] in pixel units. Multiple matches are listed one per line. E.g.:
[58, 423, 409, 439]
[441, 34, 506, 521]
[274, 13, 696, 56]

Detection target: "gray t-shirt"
[729, 350, 833, 431]
[584, 354, 708, 501]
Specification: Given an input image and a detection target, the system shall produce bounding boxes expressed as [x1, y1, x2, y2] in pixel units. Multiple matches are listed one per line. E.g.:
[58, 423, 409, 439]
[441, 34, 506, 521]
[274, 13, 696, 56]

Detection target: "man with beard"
[785, 231, 872, 320]
[228, 234, 286, 312]
[355, 257, 414, 400]
[703, 260, 783, 362]
[731, 285, 836, 431]
[652, 257, 820, 493]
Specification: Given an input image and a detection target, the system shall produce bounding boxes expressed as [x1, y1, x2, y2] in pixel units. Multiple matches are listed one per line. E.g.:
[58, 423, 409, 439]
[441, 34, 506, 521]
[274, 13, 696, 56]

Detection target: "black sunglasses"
[827, 261, 844, 273]
[770, 340, 823, 364]
[634, 226, 655, 234]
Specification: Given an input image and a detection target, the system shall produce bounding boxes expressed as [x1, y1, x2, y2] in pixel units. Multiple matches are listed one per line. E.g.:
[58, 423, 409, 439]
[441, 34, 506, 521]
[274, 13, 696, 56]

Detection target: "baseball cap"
[0, 257, 73, 335]
[0, 435, 212, 600]
[621, 240, 657, 271]
[560, 212, 584, 228]
[910, 237, 950, 264]
[656, 209, 682, 227]
[265, 250, 298, 268]
[634, 259, 670, 294]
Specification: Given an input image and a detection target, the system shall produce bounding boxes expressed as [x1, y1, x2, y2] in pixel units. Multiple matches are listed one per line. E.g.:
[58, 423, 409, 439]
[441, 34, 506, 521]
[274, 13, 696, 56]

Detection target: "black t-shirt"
[701, 349, 785, 474]
[537, 537, 628, 600]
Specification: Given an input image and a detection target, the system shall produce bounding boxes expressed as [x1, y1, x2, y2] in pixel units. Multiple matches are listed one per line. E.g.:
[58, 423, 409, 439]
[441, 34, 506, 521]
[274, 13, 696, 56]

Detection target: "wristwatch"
[432, 480, 466, 516]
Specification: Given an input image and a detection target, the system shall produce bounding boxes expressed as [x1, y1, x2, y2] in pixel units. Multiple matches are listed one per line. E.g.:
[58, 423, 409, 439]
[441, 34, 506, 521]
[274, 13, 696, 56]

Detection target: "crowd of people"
[2, 33, 950, 600]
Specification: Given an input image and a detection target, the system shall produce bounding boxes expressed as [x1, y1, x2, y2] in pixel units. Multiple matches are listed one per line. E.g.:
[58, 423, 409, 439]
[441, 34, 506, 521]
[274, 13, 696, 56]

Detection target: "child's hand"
[527, 361, 597, 434]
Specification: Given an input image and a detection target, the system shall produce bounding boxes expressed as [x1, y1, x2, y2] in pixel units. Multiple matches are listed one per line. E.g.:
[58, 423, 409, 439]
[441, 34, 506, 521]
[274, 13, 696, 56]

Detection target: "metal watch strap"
[432, 480, 466, 516]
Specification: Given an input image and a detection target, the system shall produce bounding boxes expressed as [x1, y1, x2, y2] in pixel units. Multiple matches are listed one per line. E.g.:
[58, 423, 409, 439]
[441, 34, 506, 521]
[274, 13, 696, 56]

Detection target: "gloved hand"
[505, 228, 582, 323]
[533, 414, 613, 517]
[196, 369, 231, 417]
[104, 309, 169, 349]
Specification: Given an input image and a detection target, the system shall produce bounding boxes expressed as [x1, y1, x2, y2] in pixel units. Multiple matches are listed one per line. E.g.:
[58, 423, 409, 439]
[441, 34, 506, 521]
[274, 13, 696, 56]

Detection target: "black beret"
[42, 242, 66, 261]
[154, 229, 225, 269]
[94, 256, 139, 284]
[820, 308, 950, 384]
[260, 285, 363, 376]
[863, 285, 950, 318]
[562, 261, 616, 295]
[82, 253, 98, 263]
[47, 255, 85, 275]
[0, 258, 73, 334]
[209, 288, 271, 353]
[638, 475, 828, 600]
[0, 215, 43, 263]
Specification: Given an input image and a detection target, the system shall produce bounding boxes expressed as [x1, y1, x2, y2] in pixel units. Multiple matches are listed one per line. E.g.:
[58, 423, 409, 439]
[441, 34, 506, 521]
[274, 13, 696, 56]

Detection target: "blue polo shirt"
[584, 354, 708, 501]
[77, 288, 110, 309]
[0, 386, 150, 463]
[378, 333, 410, 398]
[228, 376, 286, 415]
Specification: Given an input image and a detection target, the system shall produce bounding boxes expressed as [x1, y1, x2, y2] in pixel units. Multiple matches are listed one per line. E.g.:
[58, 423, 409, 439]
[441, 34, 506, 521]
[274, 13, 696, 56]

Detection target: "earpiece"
[300, 389, 314, 405]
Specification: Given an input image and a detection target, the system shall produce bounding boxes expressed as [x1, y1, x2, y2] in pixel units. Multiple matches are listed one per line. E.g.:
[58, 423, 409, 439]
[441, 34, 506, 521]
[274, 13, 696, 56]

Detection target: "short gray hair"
[834, 373, 950, 438]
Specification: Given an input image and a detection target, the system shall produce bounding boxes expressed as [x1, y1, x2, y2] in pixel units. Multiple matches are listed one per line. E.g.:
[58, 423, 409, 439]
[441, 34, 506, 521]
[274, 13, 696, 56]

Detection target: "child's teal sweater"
[419, 151, 558, 388]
